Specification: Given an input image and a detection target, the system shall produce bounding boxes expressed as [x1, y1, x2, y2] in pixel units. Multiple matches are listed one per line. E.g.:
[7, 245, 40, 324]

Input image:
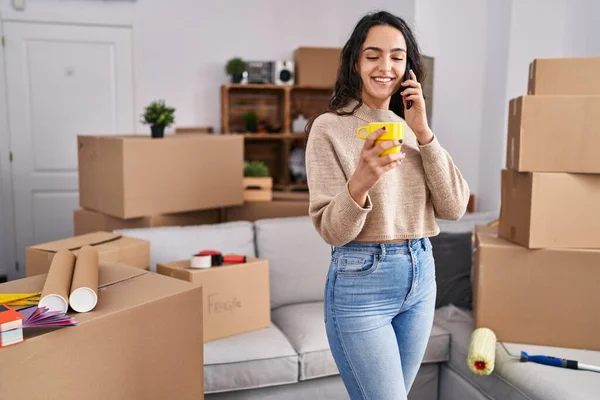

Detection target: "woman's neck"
[361, 92, 390, 110]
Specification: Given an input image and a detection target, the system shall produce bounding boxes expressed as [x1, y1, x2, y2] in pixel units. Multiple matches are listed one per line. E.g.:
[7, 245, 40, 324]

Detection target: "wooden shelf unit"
[221, 84, 332, 192]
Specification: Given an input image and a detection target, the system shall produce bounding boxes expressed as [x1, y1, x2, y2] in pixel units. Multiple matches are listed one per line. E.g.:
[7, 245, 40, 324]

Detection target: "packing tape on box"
[39, 249, 76, 313]
[190, 255, 212, 269]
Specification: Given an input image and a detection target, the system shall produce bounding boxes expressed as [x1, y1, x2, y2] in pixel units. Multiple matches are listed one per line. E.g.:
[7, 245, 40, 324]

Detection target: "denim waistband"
[332, 238, 430, 255]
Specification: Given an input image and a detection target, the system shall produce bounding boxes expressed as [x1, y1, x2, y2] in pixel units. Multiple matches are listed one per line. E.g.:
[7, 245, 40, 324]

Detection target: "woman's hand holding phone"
[401, 70, 433, 144]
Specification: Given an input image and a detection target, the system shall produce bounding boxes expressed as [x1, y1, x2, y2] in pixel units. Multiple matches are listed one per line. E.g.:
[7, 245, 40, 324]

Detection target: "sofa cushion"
[434, 305, 600, 400]
[204, 323, 298, 394]
[254, 217, 331, 309]
[115, 221, 255, 272]
[272, 301, 451, 381]
[432, 211, 498, 310]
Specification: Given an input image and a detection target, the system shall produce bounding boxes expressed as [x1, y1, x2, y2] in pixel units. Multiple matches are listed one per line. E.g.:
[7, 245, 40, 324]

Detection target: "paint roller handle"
[520, 351, 578, 369]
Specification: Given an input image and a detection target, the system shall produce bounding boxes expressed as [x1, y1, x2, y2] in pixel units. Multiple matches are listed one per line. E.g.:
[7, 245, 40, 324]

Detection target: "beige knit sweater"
[305, 100, 470, 246]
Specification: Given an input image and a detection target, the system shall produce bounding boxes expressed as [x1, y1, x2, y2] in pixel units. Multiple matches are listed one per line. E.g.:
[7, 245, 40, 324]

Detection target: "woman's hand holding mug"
[349, 124, 405, 207]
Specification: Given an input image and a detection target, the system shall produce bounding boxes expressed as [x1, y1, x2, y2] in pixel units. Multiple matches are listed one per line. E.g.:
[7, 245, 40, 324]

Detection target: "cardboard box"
[74, 207, 222, 236]
[507, 95, 600, 173]
[473, 226, 600, 350]
[26, 231, 150, 277]
[294, 47, 341, 87]
[224, 200, 309, 222]
[528, 57, 600, 95]
[157, 258, 270, 342]
[78, 134, 244, 219]
[499, 169, 600, 249]
[0, 264, 204, 399]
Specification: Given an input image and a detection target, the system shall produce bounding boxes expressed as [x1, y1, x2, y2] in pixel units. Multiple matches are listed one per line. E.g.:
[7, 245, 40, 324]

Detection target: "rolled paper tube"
[69, 245, 99, 313]
[39, 249, 76, 313]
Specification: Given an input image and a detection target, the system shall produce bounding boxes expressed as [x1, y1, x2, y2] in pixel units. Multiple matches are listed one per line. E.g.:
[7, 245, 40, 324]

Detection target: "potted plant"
[243, 160, 272, 202]
[140, 99, 176, 138]
[225, 57, 247, 84]
[243, 110, 258, 133]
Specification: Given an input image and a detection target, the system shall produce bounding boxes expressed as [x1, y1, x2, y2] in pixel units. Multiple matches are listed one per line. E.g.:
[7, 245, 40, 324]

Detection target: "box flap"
[30, 232, 122, 253]
[475, 227, 516, 249]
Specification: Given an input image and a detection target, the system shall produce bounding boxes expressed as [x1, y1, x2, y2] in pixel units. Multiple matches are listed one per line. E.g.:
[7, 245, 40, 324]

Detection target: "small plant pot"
[151, 125, 165, 139]
[243, 177, 273, 202]
[231, 73, 244, 84]
[246, 123, 257, 133]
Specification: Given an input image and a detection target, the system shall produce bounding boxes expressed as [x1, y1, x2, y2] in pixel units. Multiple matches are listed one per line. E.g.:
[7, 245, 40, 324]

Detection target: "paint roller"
[467, 327, 600, 375]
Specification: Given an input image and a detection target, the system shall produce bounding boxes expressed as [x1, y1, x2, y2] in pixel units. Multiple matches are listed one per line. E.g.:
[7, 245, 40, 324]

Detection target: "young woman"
[305, 11, 470, 400]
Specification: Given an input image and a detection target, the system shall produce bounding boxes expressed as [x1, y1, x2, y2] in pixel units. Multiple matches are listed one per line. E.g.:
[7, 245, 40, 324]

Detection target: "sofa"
[116, 212, 600, 400]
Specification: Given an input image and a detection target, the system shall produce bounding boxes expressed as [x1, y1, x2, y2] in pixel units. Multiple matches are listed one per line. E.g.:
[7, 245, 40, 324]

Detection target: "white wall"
[0, 0, 415, 135]
[478, 0, 568, 213]
[133, 0, 416, 133]
[476, 0, 512, 214]
[414, 0, 488, 206]
[564, 0, 600, 57]
[416, 0, 596, 213]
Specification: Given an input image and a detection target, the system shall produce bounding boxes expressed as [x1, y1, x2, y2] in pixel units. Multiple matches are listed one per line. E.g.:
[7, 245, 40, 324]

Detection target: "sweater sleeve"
[418, 135, 470, 220]
[305, 119, 372, 246]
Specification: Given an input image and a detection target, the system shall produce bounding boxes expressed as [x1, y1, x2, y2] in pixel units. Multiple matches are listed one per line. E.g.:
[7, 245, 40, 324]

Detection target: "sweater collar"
[343, 99, 398, 123]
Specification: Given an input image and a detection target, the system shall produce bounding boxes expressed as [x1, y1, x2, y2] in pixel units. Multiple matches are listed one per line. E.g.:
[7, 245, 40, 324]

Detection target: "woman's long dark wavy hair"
[305, 11, 426, 134]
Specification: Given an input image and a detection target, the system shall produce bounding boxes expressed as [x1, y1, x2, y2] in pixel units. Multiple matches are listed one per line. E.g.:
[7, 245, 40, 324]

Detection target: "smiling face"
[357, 25, 408, 109]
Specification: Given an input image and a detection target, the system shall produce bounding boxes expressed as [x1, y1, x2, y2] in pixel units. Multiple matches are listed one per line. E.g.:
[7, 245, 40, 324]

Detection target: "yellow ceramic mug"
[356, 122, 405, 156]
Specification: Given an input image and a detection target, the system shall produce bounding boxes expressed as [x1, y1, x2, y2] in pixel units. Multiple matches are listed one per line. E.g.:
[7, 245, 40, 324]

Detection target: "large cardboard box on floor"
[74, 207, 221, 235]
[157, 258, 270, 342]
[224, 200, 309, 222]
[499, 169, 600, 249]
[0, 264, 204, 399]
[506, 95, 600, 173]
[294, 47, 341, 87]
[26, 231, 149, 277]
[473, 226, 600, 351]
[528, 57, 600, 95]
[78, 134, 244, 219]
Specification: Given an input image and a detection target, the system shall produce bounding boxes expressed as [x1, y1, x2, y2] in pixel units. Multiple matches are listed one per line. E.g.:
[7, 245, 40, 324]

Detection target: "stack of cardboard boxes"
[71, 134, 272, 343]
[73, 134, 245, 234]
[74, 134, 311, 231]
[473, 56, 600, 351]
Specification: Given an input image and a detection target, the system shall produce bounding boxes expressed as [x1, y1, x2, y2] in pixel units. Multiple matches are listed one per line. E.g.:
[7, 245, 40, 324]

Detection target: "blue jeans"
[324, 238, 437, 400]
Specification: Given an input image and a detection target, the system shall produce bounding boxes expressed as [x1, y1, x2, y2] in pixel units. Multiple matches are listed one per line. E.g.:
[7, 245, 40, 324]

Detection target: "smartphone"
[403, 59, 412, 110]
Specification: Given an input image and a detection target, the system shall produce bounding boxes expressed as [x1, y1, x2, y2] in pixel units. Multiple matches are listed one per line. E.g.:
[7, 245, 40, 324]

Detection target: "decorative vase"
[151, 125, 165, 139]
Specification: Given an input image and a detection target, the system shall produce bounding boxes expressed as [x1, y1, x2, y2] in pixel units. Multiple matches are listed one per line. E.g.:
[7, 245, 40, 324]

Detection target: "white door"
[4, 21, 134, 277]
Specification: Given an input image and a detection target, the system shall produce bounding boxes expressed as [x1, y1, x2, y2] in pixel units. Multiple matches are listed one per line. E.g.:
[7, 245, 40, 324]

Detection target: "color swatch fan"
[18, 305, 78, 328]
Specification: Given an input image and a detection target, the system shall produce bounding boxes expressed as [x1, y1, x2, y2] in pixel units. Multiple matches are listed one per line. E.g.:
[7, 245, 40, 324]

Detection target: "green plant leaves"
[141, 99, 176, 128]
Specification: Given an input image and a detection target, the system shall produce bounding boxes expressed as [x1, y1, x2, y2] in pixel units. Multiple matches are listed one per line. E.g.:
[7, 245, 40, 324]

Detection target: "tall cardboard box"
[78, 134, 244, 219]
[294, 47, 341, 87]
[499, 169, 600, 249]
[0, 264, 204, 399]
[157, 258, 270, 342]
[26, 231, 150, 276]
[528, 57, 600, 95]
[74, 207, 221, 235]
[506, 95, 600, 173]
[473, 226, 600, 351]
